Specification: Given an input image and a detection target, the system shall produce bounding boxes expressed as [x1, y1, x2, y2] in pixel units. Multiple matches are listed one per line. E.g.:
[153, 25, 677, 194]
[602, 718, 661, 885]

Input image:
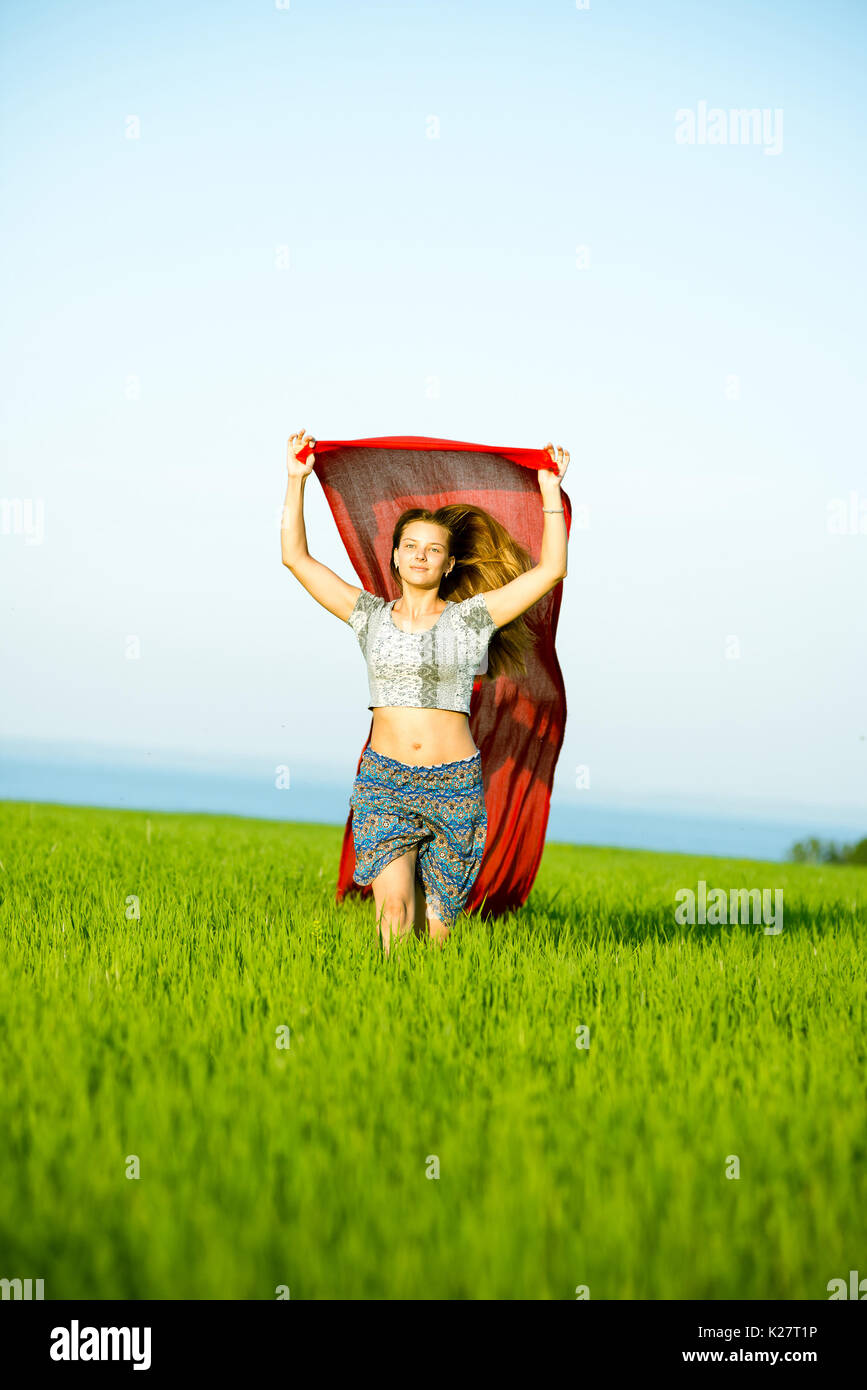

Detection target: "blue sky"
[1, 0, 865, 825]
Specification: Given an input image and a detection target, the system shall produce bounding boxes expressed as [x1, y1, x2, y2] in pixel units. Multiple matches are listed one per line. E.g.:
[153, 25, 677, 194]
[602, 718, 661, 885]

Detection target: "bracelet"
[542, 507, 564, 513]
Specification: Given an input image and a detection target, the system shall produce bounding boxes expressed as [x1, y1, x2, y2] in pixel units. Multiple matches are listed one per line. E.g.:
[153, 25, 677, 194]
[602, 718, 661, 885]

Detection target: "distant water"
[1, 746, 864, 864]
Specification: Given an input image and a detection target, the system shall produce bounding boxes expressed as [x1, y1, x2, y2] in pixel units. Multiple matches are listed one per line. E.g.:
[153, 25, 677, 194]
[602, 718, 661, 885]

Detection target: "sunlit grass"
[0, 799, 864, 1299]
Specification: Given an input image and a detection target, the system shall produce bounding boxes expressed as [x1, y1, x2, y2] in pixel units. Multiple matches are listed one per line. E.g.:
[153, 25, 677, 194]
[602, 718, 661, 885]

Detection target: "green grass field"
[1, 799, 864, 1300]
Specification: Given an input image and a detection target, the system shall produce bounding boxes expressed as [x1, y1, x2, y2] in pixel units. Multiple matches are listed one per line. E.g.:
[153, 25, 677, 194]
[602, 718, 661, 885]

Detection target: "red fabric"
[304, 435, 572, 923]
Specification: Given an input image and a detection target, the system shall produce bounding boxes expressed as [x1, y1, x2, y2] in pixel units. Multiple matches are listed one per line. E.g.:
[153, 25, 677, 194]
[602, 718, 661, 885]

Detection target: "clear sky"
[1, 0, 865, 824]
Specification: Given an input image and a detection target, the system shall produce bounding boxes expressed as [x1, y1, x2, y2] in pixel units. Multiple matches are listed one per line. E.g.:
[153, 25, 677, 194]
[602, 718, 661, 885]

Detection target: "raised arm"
[480, 442, 570, 631]
[281, 429, 362, 623]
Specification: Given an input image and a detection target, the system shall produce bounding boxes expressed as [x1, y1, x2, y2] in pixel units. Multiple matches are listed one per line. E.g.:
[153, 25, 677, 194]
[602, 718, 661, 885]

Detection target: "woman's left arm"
[481, 443, 569, 631]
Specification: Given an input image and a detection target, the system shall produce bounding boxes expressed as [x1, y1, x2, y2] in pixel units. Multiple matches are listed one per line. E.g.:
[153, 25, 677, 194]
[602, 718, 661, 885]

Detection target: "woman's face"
[394, 524, 453, 586]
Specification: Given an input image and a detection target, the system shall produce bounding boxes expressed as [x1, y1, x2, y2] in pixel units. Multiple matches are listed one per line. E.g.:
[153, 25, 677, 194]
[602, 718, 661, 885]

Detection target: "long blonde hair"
[388, 504, 535, 680]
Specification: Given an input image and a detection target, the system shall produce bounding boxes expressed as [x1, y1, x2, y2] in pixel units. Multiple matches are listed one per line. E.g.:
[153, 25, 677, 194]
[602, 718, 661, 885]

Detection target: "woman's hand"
[287, 429, 317, 479]
[539, 442, 569, 492]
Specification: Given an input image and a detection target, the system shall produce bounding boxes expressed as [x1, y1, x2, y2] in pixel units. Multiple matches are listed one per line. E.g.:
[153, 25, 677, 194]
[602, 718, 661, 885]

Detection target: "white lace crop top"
[347, 590, 499, 714]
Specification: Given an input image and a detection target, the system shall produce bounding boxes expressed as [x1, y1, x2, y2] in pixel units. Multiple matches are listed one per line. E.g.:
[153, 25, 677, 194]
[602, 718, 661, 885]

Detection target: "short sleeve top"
[347, 590, 498, 713]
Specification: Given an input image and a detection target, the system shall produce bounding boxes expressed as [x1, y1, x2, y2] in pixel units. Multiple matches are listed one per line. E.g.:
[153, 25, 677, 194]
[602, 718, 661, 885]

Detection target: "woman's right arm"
[281, 429, 362, 623]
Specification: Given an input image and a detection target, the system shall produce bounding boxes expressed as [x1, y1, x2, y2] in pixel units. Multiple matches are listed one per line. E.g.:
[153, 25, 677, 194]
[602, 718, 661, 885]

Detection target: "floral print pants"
[349, 746, 488, 929]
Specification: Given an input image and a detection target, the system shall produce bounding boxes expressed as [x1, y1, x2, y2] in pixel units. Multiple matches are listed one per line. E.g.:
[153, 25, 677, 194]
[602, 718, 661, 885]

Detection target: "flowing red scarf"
[301, 435, 572, 921]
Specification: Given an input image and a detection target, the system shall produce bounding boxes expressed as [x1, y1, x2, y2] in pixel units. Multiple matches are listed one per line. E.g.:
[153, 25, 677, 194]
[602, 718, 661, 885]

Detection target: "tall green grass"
[1, 800, 864, 1299]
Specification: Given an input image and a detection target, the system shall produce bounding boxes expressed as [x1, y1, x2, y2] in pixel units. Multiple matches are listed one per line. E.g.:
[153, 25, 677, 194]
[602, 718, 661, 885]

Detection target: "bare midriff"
[369, 707, 478, 766]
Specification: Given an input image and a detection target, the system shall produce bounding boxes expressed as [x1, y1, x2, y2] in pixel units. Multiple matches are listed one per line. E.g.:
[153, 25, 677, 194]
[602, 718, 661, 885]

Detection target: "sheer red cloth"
[302, 436, 572, 922]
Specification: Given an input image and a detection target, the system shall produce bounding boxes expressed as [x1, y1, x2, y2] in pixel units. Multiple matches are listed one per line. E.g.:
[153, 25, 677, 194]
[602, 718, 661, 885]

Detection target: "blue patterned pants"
[349, 746, 488, 929]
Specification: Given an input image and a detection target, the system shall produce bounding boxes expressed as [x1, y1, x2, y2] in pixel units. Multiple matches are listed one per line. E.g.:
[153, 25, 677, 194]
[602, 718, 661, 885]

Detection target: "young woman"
[281, 428, 569, 955]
